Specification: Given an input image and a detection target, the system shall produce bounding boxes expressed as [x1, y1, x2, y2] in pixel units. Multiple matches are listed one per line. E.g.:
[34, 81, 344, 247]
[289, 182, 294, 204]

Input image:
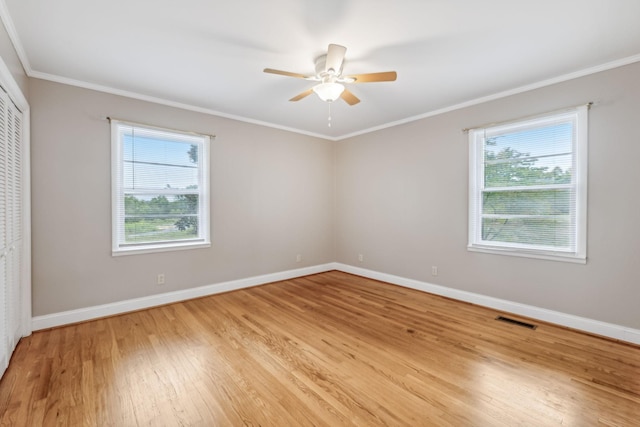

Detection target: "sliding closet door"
[0, 88, 23, 377]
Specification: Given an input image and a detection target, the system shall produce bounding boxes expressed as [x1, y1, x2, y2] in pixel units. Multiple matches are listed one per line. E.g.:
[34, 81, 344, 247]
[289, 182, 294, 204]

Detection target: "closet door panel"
[0, 89, 22, 378]
[7, 99, 20, 349]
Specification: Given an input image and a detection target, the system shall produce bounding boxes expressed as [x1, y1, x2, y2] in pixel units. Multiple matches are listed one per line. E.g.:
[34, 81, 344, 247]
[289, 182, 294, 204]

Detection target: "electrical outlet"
[296, 254, 302, 263]
[157, 273, 165, 285]
[431, 266, 438, 276]
[358, 254, 364, 262]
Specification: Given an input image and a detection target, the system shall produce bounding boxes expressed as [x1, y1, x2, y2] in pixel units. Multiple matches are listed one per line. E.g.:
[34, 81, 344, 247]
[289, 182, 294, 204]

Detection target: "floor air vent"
[495, 316, 537, 330]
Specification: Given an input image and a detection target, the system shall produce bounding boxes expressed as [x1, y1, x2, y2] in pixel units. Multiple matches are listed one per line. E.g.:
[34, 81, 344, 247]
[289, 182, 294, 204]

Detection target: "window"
[468, 106, 588, 263]
[111, 120, 210, 255]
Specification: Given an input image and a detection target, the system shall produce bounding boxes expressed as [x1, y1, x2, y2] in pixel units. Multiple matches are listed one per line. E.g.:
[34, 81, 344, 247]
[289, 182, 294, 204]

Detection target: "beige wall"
[30, 79, 335, 316]
[336, 61, 640, 330]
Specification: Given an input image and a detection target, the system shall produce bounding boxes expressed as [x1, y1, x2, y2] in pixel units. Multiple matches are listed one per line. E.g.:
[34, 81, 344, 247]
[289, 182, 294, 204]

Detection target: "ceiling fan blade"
[340, 89, 360, 106]
[345, 71, 397, 83]
[325, 44, 347, 74]
[289, 88, 314, 102]
[264, 68, 311, 79]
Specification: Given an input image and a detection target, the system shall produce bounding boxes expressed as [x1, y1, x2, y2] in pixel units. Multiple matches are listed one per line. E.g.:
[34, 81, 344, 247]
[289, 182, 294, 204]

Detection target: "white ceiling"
[3, 0, 640, 140]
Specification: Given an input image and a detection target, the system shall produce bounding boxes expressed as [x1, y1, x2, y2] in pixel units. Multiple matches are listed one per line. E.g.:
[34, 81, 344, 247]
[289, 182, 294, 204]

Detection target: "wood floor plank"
[1, 271, 639, 426]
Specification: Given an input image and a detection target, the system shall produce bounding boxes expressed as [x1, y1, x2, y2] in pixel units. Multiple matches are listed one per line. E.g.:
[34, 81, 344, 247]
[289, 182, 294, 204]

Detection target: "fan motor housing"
[315, 54, 343, 77]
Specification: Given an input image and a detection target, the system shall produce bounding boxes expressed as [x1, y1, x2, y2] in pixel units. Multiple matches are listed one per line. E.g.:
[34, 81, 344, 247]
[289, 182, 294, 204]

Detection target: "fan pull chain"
[328, 102, 332, 127]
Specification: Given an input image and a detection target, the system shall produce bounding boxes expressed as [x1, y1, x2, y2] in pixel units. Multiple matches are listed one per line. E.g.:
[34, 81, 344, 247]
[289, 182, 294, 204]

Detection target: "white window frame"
[468, 106, 588, 263]
[111, 120, 211, 256]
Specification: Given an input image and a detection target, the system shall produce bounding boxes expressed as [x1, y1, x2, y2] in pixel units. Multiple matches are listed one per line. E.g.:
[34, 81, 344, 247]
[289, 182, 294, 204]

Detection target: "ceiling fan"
[264, 44, 397, 106]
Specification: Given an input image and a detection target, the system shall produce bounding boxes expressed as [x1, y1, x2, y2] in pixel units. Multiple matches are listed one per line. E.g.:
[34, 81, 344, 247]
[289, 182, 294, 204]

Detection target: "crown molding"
[337, 53, 640, 140]
[0, 0, 32, 75]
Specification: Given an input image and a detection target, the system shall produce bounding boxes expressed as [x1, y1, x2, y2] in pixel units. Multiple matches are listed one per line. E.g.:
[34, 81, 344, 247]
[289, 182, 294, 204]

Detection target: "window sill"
[467, 245, 586, 264]
[112, 241, 211, 257]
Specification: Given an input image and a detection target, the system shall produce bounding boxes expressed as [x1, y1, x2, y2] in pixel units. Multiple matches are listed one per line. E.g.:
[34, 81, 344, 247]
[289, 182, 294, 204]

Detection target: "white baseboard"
[31, 264, 336, 331]
[334, 263, 640, 346]
[32, 262, 640, 346]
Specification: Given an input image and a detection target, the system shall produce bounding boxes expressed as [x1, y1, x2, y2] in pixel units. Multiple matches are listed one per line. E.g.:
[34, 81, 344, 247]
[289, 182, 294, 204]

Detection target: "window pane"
[485, 122, 573, 159]
[482, 217, 571, 248]
[124, 194, 199, 243]
[485, 154, 572, 187]
[482, 189, 571, 216]
[123, 134, 199, 190]
[484, 121, 574, 188]
[125, 216, 198, 243]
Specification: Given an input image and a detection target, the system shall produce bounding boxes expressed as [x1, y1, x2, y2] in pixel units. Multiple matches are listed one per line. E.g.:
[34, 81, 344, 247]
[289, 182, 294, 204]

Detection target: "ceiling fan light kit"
[312, 82, 345, 102]
[264, 43, 397, 106]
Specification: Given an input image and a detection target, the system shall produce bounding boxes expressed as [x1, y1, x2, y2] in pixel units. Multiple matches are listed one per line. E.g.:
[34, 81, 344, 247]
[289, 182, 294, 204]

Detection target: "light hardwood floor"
[1, 271, 638, 426]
